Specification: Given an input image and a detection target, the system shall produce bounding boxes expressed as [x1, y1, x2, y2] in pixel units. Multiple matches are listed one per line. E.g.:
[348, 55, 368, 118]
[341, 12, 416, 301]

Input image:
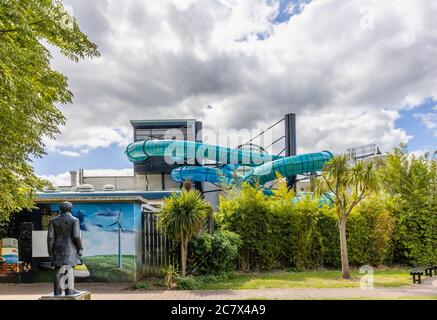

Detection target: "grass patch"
[194, 267, 411, 290]
[134, 278, 166, 290]
[132, 267, 414, 291]
[244, 296, 437, 300]
[82, 255, 135, 282]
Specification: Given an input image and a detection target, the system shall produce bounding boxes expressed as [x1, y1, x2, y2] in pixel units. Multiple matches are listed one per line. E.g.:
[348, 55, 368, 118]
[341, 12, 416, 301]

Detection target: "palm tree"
[315, 155, 379, 279]
[156, 189, 213, 276]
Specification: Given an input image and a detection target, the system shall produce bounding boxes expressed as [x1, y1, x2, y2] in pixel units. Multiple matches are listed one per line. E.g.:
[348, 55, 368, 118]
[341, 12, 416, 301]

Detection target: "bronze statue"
[47, 201, 83, 296]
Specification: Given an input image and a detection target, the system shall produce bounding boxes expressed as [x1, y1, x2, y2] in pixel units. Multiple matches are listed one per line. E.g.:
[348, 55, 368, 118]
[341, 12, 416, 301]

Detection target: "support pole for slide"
[285, 113, 297, 190]
[194, 121, 203, 192]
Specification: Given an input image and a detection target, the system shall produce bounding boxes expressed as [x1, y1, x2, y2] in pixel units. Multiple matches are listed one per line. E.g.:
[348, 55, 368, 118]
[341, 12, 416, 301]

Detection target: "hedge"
[217, 184, 396, 270]
[188, 230, 242, 274]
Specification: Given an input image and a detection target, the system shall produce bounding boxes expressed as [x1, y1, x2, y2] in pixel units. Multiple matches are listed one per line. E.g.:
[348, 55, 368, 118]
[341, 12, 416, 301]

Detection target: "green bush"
[217, 184, 336, 270]
[205, 147, 436, 270]
[188, 230, 242, 274]
[175, 275, 200, 290]
[175, 273, 233, 290]
[378, 146, 437, 266]
[270, 195, 328, 270]
[217, 185, 280, 270]
[134, 281, 151, 290]
[317, 209, 341, 267]
[347, 195, 395, 266]
[217, 183, 399, 270]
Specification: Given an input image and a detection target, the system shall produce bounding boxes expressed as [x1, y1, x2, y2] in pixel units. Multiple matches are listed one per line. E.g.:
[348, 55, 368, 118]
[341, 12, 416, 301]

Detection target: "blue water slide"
[126, 139, 281, 166]
[126, 139, 333, 187]
[292, 192, 335, 206]
[171, 166, 234, 184]
[241, 151, 333, 186]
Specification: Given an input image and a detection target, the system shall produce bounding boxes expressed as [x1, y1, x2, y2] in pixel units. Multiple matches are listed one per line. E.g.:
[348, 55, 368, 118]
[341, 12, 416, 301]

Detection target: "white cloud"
[45, 0, 437, 156]
[83, 168, 134, 177]
[40, 171, 72, 186]
[409, 147, 434, 158]
[414, 111, 437, 137]
[44, 126, 132, 154]
[81, 224, 136, 257]
[59, 150, 81, 157]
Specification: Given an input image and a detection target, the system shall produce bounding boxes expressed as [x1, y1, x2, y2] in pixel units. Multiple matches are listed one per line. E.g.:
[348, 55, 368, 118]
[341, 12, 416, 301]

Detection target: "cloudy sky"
[36, 0, 437, 185]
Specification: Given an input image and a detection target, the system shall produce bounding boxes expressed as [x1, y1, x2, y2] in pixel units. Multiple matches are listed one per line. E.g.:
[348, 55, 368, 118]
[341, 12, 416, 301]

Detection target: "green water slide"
[241, 151, 333, 185]
[126, 139, 333, 187]
[126, 139, 282, 166]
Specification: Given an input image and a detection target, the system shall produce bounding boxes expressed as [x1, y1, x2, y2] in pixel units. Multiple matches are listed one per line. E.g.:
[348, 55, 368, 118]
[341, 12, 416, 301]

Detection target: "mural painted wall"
[48, 202, 142, 282]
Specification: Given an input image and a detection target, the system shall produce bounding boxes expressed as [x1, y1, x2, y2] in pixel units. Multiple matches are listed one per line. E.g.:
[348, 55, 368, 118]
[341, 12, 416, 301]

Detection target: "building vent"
[103, 184, 116, 191]
[75, 184, 95, 192]
[43, 187, 58, 193]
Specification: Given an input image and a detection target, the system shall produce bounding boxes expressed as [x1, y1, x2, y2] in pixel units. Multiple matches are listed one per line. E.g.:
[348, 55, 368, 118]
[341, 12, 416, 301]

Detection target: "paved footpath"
[0, 279, 436, 300]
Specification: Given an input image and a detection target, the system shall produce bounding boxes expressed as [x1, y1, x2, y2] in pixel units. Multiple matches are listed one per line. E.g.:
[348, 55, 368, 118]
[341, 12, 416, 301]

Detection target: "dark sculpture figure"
[47, 201, 83, 296]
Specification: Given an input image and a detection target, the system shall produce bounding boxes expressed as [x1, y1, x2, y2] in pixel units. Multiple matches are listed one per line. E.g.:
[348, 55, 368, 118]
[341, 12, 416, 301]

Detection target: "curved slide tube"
[242, 151, 333, 186]
[292, 192, 335, 206]
[171, 165, 234, 185]
[126, 139, 333, 188]
[126, 139, 282, 166]
[171, 151, 332, 187]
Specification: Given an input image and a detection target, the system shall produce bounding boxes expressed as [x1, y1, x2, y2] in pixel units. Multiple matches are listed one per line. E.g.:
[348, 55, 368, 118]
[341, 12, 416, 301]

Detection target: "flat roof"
[35, 190, 177, 203]
[130, 119, 197, 128]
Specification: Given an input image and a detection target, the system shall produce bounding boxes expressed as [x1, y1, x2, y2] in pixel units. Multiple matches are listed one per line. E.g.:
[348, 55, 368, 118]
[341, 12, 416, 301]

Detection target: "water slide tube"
[170, 165, 234, 185]
[126, 140, 333, 187]
[126, 139, 282, 166]
[241, 151, 333, 186]
[292, 192, 335, 206]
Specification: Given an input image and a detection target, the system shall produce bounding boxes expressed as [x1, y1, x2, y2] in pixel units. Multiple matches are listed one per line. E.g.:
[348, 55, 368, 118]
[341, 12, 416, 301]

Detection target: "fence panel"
[142, 210, 174, 276]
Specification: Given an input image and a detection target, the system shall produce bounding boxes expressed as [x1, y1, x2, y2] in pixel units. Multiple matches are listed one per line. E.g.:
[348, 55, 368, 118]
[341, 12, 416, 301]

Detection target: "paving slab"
[0, 282, 436, 300]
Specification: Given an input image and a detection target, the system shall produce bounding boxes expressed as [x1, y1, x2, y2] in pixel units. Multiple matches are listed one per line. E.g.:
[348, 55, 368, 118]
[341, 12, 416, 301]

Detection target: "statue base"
[39, 291, 91, 300]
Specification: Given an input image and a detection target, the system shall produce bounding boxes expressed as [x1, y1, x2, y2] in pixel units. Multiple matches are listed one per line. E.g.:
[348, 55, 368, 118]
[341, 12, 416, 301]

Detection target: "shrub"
[134, 281, 150, 290]
[317, 209, 341, 267]
[175, 275, 200, 290]
[347, 194, 395, 266]
[378, 146, 437, 265]
[217, 183, 399, 270]
[188, 230, 242, 274]
[175, 273, 234, 290]
[217, 184, 280, 270]
[217, 184, 337, 270]
[161, 264, 178, 289]
[270, 195, 329, 270]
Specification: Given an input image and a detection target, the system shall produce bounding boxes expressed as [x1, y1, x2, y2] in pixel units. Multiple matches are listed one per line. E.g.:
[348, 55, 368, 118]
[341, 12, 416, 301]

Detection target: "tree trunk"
[183, 180, 192, 192]
[180, 235, 187, 276]
[208, 212, 214, 234]
[339, 217, 351, 279]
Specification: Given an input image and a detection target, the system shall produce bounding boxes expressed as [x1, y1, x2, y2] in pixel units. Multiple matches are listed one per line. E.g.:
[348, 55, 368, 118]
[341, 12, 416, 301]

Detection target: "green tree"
[0, 0, 99, 220]
[156, 190, 213, 276]
[378, 145, 437, 265]
[315, 155, 379, 279]
[347, 194, 395, 266]
[217, 184, 277, 270]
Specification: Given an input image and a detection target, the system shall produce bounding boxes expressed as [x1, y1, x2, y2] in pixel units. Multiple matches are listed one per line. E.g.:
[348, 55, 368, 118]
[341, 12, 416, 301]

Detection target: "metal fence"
[347, 144, 381, 160]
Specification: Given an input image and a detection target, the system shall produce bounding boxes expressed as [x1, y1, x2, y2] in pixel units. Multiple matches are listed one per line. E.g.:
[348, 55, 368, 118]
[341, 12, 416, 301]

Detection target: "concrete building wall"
[296, 180, 312, 192]
[83, 175, 147, 191]
[202, 182, 220, 211]
[82, 173, 181, 191]
[141, 174, 161, 190]
[164, 174, 180, 190]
